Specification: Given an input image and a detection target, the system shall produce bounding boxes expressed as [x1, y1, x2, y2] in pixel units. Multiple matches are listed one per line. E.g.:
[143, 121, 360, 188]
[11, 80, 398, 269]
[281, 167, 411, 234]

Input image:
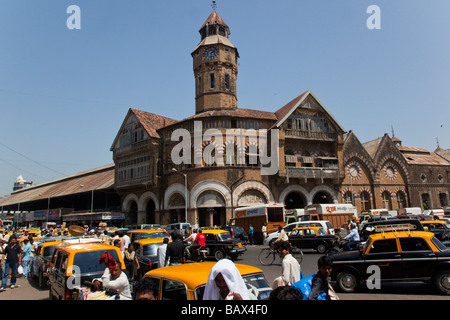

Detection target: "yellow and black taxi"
[202, 229, 246, 261]
[133, 237, 172, 279]
[143, 262, 272, 300]
[127, 228, 168, 243]
[288, 226, 337, 254]
[328, 224, 450, 295]
[48, 242, 126, 300]
[420, 220, 450, 241]
[31, 239, 65, 288]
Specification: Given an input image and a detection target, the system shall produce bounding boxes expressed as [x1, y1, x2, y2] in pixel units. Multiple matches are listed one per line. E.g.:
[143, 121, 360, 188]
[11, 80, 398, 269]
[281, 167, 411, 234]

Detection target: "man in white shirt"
[272, 241, 301, 289]
[93, 261, 131, 298]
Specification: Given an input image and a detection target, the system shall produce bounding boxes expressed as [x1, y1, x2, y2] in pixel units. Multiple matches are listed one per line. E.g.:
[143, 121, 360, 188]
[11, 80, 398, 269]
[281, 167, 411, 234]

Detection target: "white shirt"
[282, 253, 301, 285]
[123, 234, 131, 249]
[94, 268, 131, 298]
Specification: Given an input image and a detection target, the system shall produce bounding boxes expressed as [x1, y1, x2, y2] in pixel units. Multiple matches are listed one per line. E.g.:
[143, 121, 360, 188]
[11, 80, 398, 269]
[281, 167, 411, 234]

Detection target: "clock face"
[203, 47, 218, 60]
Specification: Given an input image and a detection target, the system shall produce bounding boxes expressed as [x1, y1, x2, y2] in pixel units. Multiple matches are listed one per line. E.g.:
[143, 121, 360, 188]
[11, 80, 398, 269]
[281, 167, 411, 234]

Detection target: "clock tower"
[192, 10, 239, 114]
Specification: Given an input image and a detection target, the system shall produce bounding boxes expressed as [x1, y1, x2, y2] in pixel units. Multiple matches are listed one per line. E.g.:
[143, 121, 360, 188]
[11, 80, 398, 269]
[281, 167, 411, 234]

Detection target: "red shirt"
[195, 233, 206, 246]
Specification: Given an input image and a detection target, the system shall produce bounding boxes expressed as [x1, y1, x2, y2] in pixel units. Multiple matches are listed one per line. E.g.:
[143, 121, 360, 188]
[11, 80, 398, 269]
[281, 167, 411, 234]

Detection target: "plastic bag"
[17, 265, 24, 275]
[292, 274, 327, 300]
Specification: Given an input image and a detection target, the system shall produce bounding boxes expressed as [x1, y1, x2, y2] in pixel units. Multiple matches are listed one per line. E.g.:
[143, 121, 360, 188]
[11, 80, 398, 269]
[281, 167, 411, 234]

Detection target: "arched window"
[397, 191, 407, 209]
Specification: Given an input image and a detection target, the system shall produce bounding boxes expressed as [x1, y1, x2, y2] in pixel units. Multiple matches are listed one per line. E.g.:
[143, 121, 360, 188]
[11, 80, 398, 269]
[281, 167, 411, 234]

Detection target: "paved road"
[1, 245, 450, 300]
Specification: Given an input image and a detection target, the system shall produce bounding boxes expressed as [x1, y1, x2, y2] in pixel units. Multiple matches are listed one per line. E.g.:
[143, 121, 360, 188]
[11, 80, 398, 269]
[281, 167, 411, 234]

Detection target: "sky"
[0, 0, 449, 197]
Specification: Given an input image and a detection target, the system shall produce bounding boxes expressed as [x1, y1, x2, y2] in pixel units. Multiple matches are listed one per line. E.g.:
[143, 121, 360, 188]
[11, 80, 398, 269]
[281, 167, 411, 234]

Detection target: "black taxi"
[328, 224, 450, 295]
[201, 229, 246, 261]
[288, 226, 337, 254]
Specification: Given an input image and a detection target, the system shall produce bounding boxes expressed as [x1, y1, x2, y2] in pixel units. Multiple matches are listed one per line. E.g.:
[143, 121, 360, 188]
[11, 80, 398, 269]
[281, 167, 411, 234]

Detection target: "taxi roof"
[134, 238, 170, 245]
[201, 229, 228, 235]
[128, 228, 165, 234]
[56, 242, 119, 253]
[292, 226, 322, 230]
[421, 220, 447, 224]
[144, 262, 263, 290]
[370, 230, 435, 240]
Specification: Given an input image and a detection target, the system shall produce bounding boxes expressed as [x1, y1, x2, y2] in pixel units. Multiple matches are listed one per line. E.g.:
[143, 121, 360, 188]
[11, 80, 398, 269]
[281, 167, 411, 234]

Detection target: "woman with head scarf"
[203, 259, 250, 300]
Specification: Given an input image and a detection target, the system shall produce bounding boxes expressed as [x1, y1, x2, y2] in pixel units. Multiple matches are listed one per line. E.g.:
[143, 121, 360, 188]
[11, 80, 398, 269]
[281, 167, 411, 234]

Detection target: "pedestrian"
[133, 277, 158, 300]
[308, 256, 339, 300]
[0, 235, 22, 290]
[0, 240, 6, 281]
[118, 232, 126, 254]
[124, 244, 140, 281]
[203, 259, 250, 300]
[123, 232, 131, 250]
[248, 224, 254, 245]
[164, 232, 184, 266]
[21, 238, 32, 278]
[272, 241, 301, 289]
[261, 223, 267, 239]
[157, 237, 169, 268]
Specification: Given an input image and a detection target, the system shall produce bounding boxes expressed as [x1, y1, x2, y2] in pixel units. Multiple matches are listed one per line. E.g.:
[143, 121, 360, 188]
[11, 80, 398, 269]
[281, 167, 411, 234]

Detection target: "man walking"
[0, 236, 22, 290]
[248, 224, 254, 245]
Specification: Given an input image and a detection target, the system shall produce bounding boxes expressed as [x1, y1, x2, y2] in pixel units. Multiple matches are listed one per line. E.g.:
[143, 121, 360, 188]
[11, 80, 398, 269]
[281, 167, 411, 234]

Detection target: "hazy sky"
[0, 0, 449, 196]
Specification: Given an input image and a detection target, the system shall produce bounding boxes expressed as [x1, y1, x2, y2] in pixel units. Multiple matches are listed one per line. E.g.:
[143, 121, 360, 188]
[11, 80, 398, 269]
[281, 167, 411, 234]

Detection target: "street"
[1, 245, 450, 300]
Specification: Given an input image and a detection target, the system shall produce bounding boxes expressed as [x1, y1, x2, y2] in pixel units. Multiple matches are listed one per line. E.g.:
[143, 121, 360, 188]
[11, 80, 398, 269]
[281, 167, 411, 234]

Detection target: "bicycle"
[258, 244, 303, 266]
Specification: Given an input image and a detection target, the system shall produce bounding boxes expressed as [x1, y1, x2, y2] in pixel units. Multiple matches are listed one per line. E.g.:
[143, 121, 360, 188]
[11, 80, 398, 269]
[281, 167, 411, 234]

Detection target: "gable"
[273, 90, 345, 133]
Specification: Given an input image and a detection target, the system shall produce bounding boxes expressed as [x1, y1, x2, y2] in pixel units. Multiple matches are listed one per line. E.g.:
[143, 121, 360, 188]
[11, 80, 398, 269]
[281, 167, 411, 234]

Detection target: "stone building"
[110, 10, 347, 227]
[341, 132, 450, 213]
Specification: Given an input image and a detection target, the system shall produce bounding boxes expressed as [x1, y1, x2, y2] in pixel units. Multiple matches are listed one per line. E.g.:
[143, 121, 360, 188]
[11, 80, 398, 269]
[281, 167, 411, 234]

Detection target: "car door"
[302, 228, 317, 250]
[399, 237, 437, 279]
[363, 238, 403, 280]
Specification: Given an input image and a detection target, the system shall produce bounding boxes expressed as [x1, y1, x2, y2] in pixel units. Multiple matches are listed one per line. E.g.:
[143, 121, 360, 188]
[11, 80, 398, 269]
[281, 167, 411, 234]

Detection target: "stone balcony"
[284, 166, 340, 183]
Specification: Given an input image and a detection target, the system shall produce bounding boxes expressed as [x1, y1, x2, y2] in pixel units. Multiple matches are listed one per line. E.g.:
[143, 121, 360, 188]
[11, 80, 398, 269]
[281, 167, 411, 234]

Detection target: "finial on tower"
[211, 0, 217, 10]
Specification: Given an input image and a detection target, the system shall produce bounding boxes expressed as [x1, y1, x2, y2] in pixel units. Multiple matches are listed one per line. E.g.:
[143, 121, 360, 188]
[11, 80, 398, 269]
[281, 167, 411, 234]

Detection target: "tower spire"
[211, 0, 217, 10]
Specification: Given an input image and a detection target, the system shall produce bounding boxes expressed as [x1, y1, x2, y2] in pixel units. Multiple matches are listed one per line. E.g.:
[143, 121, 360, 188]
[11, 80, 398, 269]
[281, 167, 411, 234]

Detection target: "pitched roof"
[131, 108, 177, 139]
[0, 164, 115, 207]
[398, 146, 450, 166]
[200, 10, 228, 30]
[272, 90, 346, 132]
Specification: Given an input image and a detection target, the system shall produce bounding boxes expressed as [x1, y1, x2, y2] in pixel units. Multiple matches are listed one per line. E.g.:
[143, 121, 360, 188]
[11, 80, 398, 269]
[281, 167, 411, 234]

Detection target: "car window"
[142, 243, 164, 256]
[43, 245, 59, 258]
[73, 250, 121, 274]
[304, 229, 316, 236]
[431, 236, 449, 251]
[162, 280, 187, 300]
[400, 238, 431, 252]
[205, 234, 215, 241]
[218, 233, 232, 241]
[369, 239, 398, 254]
[284, 225, 297, 233]
[317, 228, 326, 236]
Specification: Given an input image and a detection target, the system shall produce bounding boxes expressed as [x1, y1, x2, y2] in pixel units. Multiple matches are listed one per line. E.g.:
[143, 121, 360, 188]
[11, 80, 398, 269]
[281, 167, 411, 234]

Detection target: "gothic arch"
[164, 183, 189, 210]
[310, 185, 338, 204]
[190, 180, 231, 209]
[122, 193, 139, 212]
[376, 155, 409, 184]
[279, 185, 310, 205]
[233, 181, 274, 207]
[138, 191, 160, 212]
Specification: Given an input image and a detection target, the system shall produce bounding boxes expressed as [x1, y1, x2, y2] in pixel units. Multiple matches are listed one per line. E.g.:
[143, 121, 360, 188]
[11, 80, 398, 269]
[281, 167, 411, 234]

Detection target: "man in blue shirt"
[344, 224, 360, 251]
[248, 225, 254, 245]
[22, 238, 33, 278]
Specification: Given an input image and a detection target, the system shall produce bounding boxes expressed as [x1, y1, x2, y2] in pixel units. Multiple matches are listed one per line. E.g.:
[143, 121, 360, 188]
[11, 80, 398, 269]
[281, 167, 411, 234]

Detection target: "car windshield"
[73, 250, 121, 274]
[136, 232, 168, 240]
[142, 243, 165, 256]
[195, 273, 271, 300]
[218, 233, 232, 241]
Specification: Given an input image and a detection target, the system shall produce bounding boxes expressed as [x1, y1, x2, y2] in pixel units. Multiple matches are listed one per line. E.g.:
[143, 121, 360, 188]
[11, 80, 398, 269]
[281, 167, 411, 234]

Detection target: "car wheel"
[336, 270, 360, 293]
[433, 269, 450, 295]
[316, 242, 327, 254]
[214, 249, 225, 261]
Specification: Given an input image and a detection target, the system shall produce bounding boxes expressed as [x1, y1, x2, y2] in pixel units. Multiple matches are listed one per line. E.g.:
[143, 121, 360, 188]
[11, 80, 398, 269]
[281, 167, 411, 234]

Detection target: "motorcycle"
[327, 238, 360, 253]
[184, 242, 207, 262]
